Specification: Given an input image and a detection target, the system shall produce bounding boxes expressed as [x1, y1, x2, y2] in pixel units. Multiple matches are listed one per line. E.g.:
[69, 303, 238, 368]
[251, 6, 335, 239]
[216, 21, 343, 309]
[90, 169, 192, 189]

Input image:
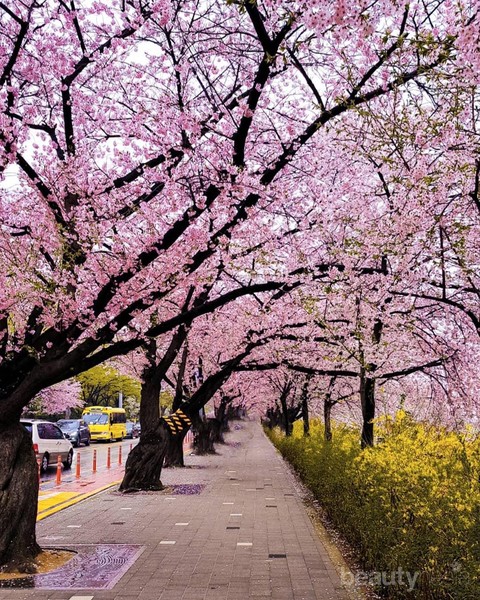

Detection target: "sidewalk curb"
[303, 498, 369, 600]
[37, 480, 122, 521]
[265, 431, 369, 600]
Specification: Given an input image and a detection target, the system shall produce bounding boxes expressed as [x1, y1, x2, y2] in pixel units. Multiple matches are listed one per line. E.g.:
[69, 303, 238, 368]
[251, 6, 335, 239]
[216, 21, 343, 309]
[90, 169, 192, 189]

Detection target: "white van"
[20, 419, 74, 473]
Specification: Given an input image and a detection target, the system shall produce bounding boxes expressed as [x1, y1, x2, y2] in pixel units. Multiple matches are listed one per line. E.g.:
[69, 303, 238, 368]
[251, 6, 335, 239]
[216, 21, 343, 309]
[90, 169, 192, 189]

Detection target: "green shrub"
[266, 412, 480, 599]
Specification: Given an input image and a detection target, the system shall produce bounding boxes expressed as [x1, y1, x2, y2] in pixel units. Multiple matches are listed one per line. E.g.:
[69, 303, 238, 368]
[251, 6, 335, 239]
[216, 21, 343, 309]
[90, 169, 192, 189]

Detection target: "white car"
[20, 419, 74, 473]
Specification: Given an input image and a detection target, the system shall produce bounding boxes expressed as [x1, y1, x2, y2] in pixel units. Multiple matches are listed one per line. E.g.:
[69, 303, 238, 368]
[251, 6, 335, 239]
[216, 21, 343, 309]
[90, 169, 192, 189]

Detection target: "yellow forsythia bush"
[266, 412, 480, 599]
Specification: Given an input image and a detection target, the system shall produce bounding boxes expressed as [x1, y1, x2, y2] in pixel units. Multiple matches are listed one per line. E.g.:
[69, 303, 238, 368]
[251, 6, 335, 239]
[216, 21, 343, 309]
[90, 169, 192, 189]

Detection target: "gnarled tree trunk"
[164, 429, 188, 467]
[120, 424, 170, 492]
[120, 360, 166, 491]
[0, 422, 41, 570]
[120, 325, 190, 491]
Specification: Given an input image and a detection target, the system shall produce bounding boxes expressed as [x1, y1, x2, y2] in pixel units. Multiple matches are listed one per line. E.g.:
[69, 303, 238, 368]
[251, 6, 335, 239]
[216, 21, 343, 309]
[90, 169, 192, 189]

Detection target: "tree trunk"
[215, 396, 231, 434]
[359, 315, 382, 449]
[163, 342, 190, 468]
[301, 377, 310, 436]
[139, 340, 161, 433]
[360, 373, 375, 448]
[279, 381, 293, 436]
[193, 418, 216, 454]
[121, 369, 165, 491]
[164, 429, 187, 468]
[119, 424, 170, 492]
[210, 418, 224, 444]
[324, 399, 333, 442]
[0, 422, 41, 570]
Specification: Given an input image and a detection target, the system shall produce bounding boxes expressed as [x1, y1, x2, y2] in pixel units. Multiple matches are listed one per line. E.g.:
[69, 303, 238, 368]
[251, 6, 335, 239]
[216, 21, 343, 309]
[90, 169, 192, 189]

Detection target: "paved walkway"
[1, 421, 353, 600]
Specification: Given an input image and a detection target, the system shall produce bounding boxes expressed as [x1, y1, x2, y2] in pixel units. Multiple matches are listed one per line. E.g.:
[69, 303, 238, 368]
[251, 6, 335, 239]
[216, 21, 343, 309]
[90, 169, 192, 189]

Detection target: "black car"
[57, 419, 91, 447]
[126, 421, 140, 439]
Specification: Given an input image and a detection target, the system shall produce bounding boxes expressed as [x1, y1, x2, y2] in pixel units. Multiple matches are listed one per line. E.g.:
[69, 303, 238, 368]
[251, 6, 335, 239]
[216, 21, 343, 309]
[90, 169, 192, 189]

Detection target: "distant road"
[40, 438, 139, 484]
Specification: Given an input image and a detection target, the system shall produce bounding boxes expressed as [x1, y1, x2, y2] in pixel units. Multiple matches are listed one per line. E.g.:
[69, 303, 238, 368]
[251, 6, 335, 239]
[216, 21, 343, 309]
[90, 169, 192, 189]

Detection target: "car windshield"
[83, 413, 108, 425]
[58, 421, 78, 430]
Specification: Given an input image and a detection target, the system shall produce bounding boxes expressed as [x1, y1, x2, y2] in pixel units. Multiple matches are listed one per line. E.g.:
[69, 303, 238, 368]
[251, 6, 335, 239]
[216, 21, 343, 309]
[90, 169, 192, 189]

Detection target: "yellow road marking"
[38, 491, 79, 513]
[37, 481, 122, 521]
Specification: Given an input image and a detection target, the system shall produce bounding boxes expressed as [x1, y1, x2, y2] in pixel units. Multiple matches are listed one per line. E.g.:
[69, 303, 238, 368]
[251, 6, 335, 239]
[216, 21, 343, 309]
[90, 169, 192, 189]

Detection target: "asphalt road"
[40, 437, 139, 483]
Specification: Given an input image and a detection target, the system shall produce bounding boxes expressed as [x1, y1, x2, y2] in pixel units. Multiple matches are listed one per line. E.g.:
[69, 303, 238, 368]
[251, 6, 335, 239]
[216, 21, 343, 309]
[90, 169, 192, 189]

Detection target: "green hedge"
[266, 413, 480, 599]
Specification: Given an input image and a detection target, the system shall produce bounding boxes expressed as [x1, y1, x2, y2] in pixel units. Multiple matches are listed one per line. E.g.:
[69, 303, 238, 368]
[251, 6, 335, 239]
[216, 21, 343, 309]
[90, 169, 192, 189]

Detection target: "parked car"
[20, 419, 74, 473]
[125, 421, 140, 439]
[57, 419, 91, 447]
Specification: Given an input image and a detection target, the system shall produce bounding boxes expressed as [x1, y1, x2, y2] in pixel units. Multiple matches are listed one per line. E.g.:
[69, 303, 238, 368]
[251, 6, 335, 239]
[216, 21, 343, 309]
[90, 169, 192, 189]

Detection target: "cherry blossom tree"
[24, 379, 83, 418]
[0, 0, 477, 570]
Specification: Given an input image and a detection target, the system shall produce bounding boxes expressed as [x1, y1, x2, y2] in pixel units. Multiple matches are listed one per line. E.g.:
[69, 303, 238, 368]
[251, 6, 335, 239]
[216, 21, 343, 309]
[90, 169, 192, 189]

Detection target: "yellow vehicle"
[82, 406, 127, 442]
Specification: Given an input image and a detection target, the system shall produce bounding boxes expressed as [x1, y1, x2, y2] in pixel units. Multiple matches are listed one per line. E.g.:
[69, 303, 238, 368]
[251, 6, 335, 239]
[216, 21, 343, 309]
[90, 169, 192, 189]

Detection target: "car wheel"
[73, 438, 80, 448]
[40, 453, 49, 473]
[85, 435, 90, 446]
[63, 450, 73, 470]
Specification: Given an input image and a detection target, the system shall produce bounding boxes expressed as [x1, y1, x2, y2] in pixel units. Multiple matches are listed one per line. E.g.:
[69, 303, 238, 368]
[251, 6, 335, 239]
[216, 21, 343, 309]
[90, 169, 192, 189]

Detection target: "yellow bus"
[82, 406, 127, 442]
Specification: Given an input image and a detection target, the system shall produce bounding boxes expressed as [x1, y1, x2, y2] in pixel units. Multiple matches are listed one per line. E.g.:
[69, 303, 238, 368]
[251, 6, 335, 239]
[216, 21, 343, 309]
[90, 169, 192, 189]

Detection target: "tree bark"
[324, 399, 333, 442]
[139, 361, 161, 433]
[193, 417, 217, 454]
[360, 373, 376, 448]
[0, 422, 41, 570]
[119, 423, 170, 491]
[121, 375, 169, 490]
[164, 429, 187, 467]
[279, 380, 294, 436]
[164, 342, 190, 468]
[210, 418, 224, 444]
[121, 326, 190, 490]
[301, 376, 310, 436]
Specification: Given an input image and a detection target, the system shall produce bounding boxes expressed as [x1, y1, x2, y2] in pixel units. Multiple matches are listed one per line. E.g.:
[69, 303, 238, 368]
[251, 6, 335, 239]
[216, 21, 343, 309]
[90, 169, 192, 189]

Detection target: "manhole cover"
[0, 545, 144, 590]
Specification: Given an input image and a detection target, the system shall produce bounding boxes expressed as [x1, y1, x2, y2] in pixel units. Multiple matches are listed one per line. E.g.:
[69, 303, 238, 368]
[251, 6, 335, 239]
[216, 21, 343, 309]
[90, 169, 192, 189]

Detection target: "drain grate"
[0, 545, 145, 590]
[269, 553, 287, 558]
[266, 505, 277, 508]
[226, 526, 240, 530]
[111, 522, 125, 525]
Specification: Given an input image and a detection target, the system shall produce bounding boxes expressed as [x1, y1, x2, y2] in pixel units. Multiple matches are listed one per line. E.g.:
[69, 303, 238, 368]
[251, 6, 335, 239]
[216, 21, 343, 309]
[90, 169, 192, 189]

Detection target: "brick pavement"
[0, 421, 355, 600]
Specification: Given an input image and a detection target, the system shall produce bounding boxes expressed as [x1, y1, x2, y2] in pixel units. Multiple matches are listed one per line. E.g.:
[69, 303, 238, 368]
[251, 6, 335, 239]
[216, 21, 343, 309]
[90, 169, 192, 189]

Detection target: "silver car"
[21, 419, 74, 473]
